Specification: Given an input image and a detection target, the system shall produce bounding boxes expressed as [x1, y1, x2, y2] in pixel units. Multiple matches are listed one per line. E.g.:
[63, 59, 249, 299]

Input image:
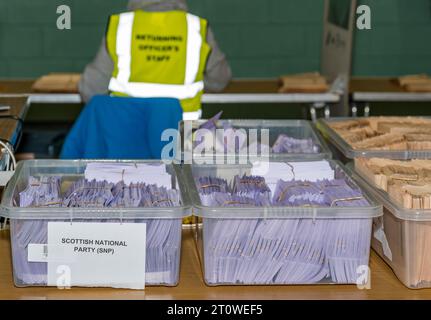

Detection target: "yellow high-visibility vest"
[106, 10, 210, 113]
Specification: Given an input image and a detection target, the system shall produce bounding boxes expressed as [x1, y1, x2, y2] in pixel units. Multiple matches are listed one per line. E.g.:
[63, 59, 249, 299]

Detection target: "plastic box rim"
[177, 119, 333, 162]
[347, 162, 431, 222]
[0, 159, 192, 220]
[182, 159, 383, 219]
[316, 117, 431, 160]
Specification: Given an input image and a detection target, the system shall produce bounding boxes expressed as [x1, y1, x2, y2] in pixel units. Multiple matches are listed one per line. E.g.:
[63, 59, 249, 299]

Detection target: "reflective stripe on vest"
[109, 78, 204, 100]
[107, 11, 208, 111]
[184, 13, 201, 85]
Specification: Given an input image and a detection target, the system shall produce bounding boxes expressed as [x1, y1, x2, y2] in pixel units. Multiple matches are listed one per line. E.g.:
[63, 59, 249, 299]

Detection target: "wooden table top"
[1, 227, 431, 300]
[0, 79, 283, 95]
[0, 77, 424, 95]
[0, 80, 34, 95]
[350, 77, 406, 93]
[0, 97, 28, 147]
[349, 77, 431, 102]
[0, 78, 341, 105]
[222, 79, 281, 94]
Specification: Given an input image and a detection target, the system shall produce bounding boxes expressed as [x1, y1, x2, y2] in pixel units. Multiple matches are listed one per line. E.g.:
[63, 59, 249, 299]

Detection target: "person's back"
[79, 0, 232, 119]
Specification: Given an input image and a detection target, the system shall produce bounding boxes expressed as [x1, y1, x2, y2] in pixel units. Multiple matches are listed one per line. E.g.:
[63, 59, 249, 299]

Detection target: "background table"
[1, 227, 431, 300]
[0, 97, 28, 142]
[203, 79, 340, 106]
[0, 80, 33, 95]
[0, 78, 341, 125]
[350, 77, 431, 116]
[0, 79, 340, 105]
[0, 97, 29, 168]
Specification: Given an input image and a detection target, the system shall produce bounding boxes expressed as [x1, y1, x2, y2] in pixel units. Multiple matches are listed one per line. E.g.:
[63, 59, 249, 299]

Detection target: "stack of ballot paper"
[355, 158, 431, 209]
[84, 162, 171, 188]
[398, 74, 431, 92]
[13, 167, 183, 287]
[251, 160, 334, 194]
[355, 157, 431, 288]
[189, 111, 320, 157]
[31, 73, 81, 93]
[328, 117, 431, 151]
[278, 72, 329, 93]
[192, 160, 373, 285]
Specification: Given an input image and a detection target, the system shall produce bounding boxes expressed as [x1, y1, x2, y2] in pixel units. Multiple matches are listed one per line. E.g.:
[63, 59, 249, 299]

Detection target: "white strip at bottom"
[183, 110, 202, 120]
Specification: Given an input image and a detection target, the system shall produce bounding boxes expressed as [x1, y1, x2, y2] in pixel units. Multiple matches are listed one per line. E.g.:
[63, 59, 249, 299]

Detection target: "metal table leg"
[351, 103, 358, 117]
[364, 102, 370, 117]
[310, 106, 317, 122]
[309, 102, 327, 122]
[324, 105, 330, 119]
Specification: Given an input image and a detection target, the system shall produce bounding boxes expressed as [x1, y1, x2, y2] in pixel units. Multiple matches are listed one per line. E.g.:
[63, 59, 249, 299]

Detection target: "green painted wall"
[0, 0, 430, 78]
[353, 0, 431, 76]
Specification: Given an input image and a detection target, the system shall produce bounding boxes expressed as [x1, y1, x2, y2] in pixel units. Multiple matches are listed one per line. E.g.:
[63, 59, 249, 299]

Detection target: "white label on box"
[46, 222, 146, 289]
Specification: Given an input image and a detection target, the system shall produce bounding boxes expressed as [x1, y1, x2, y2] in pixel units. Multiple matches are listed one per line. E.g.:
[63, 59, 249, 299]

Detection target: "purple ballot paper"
[12, 173, 183, 287]
[196, 170, 372, 285]
[194, 112, 320, 156]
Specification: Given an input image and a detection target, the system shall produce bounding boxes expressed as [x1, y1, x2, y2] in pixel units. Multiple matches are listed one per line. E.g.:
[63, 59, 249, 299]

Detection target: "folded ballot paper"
[398, 74, 431, 92]
[14, 163, 183, 287]
[194, 160, 373, 285]
[188, 111, 320, 158]
[328, 117, 431, 151]
[278, 72, 329, 93]
[84, 162, 171, 188]
[251, 160, 334, 194]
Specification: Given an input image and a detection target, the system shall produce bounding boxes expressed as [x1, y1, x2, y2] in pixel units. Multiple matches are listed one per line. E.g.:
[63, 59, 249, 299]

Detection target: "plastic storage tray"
[316, 117, 431, 160]
[183, 160, 382, 286]
[178, 119, 332, 163]
[350, 163, 431, 289]
[0, 160, 191, 288]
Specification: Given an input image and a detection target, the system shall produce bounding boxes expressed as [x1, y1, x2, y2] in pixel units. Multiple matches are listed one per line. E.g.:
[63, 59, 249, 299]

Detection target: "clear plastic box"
[182, 160, 382, 286]
[316, 117, 431, 160]
[0, 160, 191, 288]
[350, 163, 431, 289]
[178, 119, 332, 163]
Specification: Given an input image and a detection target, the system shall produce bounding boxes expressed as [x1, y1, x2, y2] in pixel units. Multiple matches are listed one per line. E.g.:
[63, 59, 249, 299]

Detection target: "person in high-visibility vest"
[79, 0, 232, 120]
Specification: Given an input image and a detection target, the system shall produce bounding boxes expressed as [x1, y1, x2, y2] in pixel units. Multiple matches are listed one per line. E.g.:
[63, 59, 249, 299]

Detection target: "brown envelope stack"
[398, 74, 431, 92]
[355, 158, 431, 209]
[32, 73, 81, 93]
[278, 72, 329, 93]
[328, 117, 431, 151]
[356, 158, 431, 287]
